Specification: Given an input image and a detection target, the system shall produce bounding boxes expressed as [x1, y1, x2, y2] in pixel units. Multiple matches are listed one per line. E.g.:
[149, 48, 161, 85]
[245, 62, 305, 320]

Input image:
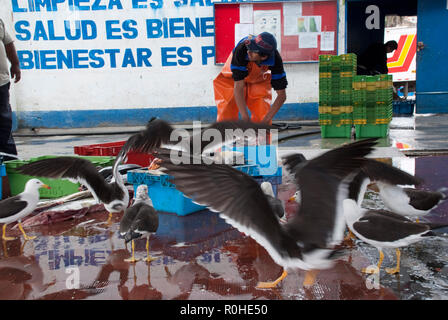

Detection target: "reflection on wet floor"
[0, 155, 447, 300]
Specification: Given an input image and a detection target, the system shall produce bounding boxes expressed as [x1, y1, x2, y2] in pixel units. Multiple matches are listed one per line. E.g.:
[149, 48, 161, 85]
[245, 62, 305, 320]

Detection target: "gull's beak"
[288, 195, 296, 203]
[41, 184, 51, 189]
[367, 183, 379, 193]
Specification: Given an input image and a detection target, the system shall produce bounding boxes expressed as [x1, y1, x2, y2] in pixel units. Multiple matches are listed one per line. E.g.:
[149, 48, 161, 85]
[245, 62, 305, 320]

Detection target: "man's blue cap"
[245, 32, 277, 56]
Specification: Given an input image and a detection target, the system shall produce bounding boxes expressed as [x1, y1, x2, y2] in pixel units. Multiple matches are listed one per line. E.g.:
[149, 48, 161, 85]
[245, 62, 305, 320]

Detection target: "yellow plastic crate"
[319, 72, 331, 78]
[318, 106, 353, 114]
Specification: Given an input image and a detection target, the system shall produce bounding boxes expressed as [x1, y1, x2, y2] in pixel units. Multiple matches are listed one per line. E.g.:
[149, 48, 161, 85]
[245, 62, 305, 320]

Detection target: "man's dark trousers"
[0, 82, 17, 161]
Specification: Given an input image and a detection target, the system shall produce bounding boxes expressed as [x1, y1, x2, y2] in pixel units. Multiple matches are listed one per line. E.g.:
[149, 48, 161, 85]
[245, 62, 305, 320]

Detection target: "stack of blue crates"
[127, 145, 283, 216]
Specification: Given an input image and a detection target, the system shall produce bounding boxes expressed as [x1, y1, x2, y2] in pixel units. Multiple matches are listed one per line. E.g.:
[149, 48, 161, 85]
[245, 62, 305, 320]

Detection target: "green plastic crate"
[355, 124, 389, 138]
[5, 155, 115, 198]
[321, 124, 352, 138]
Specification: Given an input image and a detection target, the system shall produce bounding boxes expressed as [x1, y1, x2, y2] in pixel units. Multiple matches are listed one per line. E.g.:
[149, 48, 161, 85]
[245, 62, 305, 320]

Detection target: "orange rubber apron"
[213, 52, 272, 123]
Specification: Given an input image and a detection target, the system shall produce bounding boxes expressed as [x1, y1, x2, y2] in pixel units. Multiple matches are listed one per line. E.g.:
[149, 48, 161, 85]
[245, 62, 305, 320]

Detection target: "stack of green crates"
[352, 74, 393, 138]
[318, 54, 357, 138]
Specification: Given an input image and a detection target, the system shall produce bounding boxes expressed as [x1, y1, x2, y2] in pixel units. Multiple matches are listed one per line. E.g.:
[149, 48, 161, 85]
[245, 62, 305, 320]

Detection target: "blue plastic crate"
[393, 100, 415, 116]
[0, 164, 5, 200]
[127, 170, 206, 215]
[222, 145, 279, 176]
[127, 164, 259, 216]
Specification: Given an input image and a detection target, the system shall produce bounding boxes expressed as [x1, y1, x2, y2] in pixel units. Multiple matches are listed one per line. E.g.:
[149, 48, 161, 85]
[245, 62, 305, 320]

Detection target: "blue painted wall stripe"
[12, 102, 318, 129]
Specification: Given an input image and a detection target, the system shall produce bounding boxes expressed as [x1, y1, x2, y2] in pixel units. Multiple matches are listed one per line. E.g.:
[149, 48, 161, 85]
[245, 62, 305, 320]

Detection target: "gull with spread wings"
[156, 138, 378, 288]
[118, 117, 276, 163]
[17, 154, 130, 225]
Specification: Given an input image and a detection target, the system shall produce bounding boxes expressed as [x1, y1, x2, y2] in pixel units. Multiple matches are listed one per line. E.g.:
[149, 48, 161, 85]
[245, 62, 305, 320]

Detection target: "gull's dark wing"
[285, 138, 378, 249]
[16, 157, 116, 203]
[120, 202, 158, 236]
[267, 195, 285, 219]
[132, 204, 159, 233]
[404, 188, 445, 211]
[157, 150, 302, 266]
[348, 158, 423, 205]
[354, 210, 430, 242]
[194, 120, 277, 154]
[361, 159, 423, 186]
[284, 167, 356, 250]
[282, 153, 307, 174]
[0, 195, 28, 219]
[119, 119, 276, 157]
[118, 118, 176, 157]
[302, 138, 378, 177]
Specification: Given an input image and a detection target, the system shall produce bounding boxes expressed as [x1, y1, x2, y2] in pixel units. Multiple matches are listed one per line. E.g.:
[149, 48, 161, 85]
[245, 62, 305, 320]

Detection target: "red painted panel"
[214, 4, 240, 64]
[214, 1, 337, 63]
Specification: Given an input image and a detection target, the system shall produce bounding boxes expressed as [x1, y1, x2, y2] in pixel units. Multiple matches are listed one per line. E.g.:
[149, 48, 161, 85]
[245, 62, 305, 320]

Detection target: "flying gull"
[17, 154, 130, 225]
[156, 138, 378, 288]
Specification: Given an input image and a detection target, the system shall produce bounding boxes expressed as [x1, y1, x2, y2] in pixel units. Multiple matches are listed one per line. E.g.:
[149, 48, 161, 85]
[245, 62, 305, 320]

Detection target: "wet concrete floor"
[1, 114, 448, 300]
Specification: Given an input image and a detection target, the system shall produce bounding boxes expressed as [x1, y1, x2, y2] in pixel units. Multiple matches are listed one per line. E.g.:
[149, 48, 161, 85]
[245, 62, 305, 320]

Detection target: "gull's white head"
[24, 178, 51, 193]
[261, 182, 275, 197]
[136, 184, 149, 199]
[288, 190, 301, 203]
[135, 184, 153, 205]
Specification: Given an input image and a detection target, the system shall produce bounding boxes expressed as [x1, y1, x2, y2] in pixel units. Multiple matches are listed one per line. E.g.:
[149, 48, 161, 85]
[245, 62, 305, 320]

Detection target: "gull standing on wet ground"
[319, 149, 448, 275]
[120, 184, 159, 263]
[156, 138, 378, 288]
[343, 198, 448, 275]
[16, 154, 130, 225]
[0, 178, 50, 241]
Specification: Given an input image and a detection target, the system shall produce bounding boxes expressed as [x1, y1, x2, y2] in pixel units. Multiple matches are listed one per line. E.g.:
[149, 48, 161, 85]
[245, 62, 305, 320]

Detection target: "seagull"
[371, 183, 448, 222]
[118, 118, 276, 160]
[16, 154, 130, 225]
[288, 190, 301, 204]
[260, 181, 285, 219]
[341, 156, 423, 241]
[0, 178, 50, 241]
[343, 198, 448, 275]
[156, 138, 378, 288]
[119, 184, 158, 263]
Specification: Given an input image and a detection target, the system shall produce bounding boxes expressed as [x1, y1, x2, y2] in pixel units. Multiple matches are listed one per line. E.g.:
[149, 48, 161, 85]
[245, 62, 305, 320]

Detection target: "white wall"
[0, 0, 345, 127]
[5, 0, 220, 111]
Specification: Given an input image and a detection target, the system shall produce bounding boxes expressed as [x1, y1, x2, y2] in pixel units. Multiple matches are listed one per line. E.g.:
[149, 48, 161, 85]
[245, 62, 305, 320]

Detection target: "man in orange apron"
[213, 32, 288, 123]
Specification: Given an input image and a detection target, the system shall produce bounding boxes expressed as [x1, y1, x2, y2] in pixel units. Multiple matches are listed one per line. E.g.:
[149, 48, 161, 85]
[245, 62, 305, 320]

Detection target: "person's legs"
[213, 74, 240, 122]
[0, 82, 17, 161]
[246, 80, 272, 123]
[244, 81, 273, 145]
